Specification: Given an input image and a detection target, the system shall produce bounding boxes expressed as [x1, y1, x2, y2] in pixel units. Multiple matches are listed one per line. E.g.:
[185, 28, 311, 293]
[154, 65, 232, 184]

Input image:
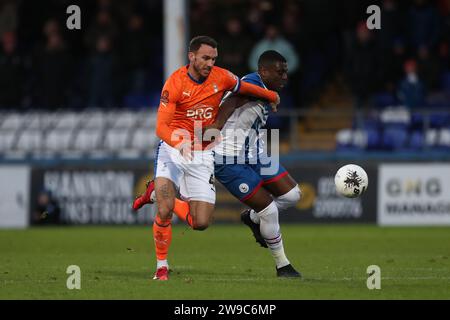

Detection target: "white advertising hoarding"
[378, 164, 450, 226]
[0, 166, 30, 228]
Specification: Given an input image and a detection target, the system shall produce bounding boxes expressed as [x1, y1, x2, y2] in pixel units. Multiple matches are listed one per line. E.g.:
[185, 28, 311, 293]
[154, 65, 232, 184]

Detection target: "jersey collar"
[256, 72, 268, 89]
[186, 65, 207, 84]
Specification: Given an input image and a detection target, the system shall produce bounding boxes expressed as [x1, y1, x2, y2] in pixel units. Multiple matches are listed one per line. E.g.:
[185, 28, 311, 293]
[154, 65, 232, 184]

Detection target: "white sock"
[257, 201, 290, 268]
[157, 259, 168, 269]
[271, 244, 290, 269]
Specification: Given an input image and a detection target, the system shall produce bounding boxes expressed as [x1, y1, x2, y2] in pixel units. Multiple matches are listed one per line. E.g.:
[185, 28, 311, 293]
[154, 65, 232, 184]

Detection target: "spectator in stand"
[417, 45, 440, 91]
[190, 0, 218, 39]
[0, 31, 27, 108]
[281, 2, 304, 108]
[378, 0, 407, 52]
[281, 1, 303, 50]
[345, 22, 379, 108]
[219, 17, 252, 77]
[397, 59, 426, 108]
[0, 1, 18, 36]
[248, 25, 299, 74]
[87, 35, 116, 108]
[437, 0, 450, 72]
[120, 14, 150, 96]
[246, 0, 274, 39]
[34, 19, 73, 109]
[34, 190, 61, 225]
[377, 0, 407, 91]
[381, 39, 408, 93]
[408, 0, 440, 51]
[84, 10, 118, 52]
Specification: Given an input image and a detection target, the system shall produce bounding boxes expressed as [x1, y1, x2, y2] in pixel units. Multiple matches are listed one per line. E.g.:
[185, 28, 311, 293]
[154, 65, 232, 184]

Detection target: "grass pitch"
[0, 224, 449, 299]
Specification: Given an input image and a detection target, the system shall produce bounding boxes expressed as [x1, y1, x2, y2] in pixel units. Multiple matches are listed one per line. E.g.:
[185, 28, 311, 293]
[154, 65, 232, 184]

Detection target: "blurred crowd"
[191, 0, 450, 110]
[0, 0, 162, 109]
[1, 0, 450, 111]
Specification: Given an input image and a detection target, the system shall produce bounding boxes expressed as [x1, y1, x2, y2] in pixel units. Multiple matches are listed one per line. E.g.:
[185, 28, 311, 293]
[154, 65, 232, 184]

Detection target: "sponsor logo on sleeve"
[160, 90, 169, 105]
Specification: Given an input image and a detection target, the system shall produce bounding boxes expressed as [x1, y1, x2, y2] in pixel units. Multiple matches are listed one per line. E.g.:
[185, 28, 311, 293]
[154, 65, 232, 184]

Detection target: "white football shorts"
[154, 141, 216, 204]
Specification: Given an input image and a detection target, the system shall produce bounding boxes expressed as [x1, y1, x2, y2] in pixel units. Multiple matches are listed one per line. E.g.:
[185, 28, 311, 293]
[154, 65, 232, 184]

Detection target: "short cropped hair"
[189, 36, 218, 52]
[258, 50, 286, 68]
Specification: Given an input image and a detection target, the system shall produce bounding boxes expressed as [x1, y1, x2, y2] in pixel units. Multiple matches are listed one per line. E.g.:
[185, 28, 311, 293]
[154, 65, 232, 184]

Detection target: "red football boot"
[153, 266, 169, 281]
[132, 180, 155, 211]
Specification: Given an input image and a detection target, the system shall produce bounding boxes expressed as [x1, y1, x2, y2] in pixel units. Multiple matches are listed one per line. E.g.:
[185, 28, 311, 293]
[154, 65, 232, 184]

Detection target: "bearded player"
[133, 36, 280, 280]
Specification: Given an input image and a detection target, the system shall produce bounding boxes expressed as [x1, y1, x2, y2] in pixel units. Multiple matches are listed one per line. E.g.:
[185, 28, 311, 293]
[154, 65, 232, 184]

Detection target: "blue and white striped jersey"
[214, 72, 271, 160]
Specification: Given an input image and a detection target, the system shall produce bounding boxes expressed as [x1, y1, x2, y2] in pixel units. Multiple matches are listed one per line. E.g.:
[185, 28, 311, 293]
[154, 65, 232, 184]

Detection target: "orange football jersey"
[156, 65, 239, 147]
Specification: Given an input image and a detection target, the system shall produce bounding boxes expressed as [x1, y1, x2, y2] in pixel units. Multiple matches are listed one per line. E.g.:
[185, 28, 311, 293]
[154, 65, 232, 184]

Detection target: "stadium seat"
[408, 131, 424, 150]
[356, 116, 379, 131]
[429, 112, 450, 128]
[441, 71, 450, 94]
[336, 129, 369, 150]
[366, 128, 381, 150]
[44, 129, 74, 152]
[0, 130, 17, 152]
[0, 113, 25, 130]
[438, 128, 450, 150]
[382, 125, 409, 150]
[53, 112, 82, 130]
[352, 129, 368, 149]
[111, 111, 140, 129]
[425, 129, 438, 148]
[379, 107, 411, 126]
[103, 128, 131, 151]
[15, 130, 44, 153]
[410, 112, 424, 130]
[136, 110, 157, 128]
[373, 92, 396, 109]
[82, 111, 108, 129]
[26, 112, 52, 130]
[336, 129, 353, 150]
[72, 129, 103, 152]
[130, 128, 159, 152]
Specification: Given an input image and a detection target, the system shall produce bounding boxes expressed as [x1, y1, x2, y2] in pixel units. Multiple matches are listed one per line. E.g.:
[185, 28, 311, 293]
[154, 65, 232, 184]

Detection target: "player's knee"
[275, 185, 301, 211]
[191, 214, 210, 231]
[291, 185, 302, 203]
[157, 205, 173, 220]
[192, 221, 209, 231]
[192, 222, 209, 231]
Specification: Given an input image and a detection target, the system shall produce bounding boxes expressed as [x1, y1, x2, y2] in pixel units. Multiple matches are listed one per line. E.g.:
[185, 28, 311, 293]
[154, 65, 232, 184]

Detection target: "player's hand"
[270, 93, 280, 113]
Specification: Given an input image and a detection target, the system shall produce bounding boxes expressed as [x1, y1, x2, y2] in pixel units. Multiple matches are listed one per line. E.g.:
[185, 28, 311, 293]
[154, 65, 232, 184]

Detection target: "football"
[334, 164, 369, 198]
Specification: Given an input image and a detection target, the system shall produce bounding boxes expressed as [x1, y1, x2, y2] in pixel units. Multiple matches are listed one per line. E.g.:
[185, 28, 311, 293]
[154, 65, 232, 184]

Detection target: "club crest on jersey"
[239, 183, 249, 194]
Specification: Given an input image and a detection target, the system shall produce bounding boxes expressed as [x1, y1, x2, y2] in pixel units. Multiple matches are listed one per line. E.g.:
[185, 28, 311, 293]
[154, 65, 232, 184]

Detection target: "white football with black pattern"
[334, 164, 369, 198]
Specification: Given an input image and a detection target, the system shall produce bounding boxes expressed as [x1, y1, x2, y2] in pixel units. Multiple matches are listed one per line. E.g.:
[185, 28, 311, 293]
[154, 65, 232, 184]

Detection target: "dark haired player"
[133, 36, 280, 280]
[211, 50, 302, 278]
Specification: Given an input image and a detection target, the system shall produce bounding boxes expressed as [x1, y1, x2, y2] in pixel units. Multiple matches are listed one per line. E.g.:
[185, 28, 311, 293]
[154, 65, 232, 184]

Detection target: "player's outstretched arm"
[237, 81, 280, 110]
[223, 69, 279, 112]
